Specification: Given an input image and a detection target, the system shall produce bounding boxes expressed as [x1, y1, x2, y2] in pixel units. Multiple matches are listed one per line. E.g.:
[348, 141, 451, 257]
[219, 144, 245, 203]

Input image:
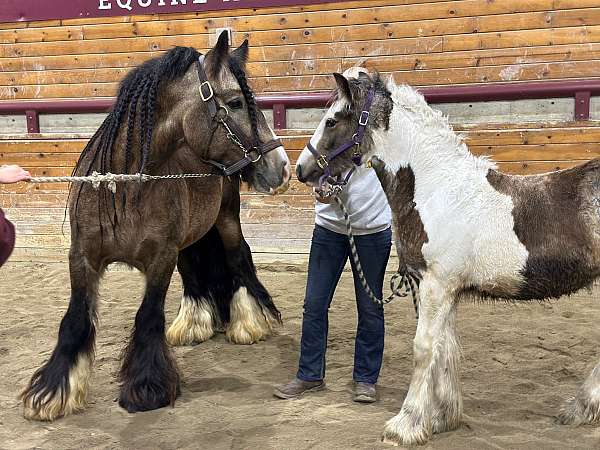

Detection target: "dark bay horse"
[21, 31, 290, 421]
[296, 69, 600, 445]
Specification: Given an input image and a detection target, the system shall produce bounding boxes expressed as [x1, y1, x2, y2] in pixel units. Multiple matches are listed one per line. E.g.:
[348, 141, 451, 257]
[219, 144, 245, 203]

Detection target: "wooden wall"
[1, 0, 600, 262]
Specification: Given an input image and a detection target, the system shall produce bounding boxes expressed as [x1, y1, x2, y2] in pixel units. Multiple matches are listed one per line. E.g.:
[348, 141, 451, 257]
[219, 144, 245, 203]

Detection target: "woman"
[0, 165, 31, 267]
[274, 165, 392, 403]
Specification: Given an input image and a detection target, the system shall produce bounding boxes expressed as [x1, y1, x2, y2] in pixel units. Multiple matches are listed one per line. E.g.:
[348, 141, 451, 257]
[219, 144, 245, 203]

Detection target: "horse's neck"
[373, 107, 493, 199]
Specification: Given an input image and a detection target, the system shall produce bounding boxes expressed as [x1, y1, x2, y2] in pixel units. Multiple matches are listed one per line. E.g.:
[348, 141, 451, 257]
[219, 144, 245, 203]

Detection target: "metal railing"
[1, 79, 599, 133]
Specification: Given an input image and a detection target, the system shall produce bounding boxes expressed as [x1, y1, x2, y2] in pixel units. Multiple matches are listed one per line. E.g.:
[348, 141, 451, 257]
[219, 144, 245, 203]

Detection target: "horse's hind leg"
[220, 227, 281, 345]
[119, 249, 180, 412]
[558, 359, 600, 425]
[21, 249, 99, 421]
[166, 227, 230, 346]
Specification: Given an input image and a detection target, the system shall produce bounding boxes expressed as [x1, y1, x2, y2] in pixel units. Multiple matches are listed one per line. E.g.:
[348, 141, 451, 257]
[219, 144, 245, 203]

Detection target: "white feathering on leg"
[226, 287, 275, 345]
[166, 296, 217, 346]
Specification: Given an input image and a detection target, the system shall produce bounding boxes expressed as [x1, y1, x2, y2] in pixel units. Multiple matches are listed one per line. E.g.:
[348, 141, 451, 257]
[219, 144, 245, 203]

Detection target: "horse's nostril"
[296, 165, 305, 182]
[282, 160, 291, 180]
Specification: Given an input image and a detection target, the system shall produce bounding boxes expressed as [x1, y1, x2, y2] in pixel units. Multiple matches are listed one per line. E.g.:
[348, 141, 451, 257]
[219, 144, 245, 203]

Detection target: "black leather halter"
[306, 88, 375, 186]
[196, 55, 283, 176]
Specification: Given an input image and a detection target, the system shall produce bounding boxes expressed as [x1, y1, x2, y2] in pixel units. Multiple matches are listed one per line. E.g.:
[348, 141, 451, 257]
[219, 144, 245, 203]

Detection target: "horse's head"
[296, 68, 392, 187]
[170, 32, 290, 194]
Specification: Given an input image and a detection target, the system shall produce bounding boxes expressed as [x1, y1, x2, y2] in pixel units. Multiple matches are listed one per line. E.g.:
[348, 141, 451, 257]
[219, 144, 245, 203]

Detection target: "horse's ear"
[333, 72, 352, 103]
[231, 40, 249, 68]
[206, 30, 230, 76]
[358, 71, 372, 82]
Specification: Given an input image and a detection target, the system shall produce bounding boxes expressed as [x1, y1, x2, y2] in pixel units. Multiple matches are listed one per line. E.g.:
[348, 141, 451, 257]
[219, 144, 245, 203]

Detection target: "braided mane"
[70, 45, 258, 221]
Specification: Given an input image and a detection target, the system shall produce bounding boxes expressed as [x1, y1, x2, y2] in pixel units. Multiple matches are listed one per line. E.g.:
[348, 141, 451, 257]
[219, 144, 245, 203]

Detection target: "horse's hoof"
[226, 288, 275, 345]
[118, 381, 180, 413]
[558, 396, 600, 426]
[381, 410, 431, 446]
[21, 355, 91, 421]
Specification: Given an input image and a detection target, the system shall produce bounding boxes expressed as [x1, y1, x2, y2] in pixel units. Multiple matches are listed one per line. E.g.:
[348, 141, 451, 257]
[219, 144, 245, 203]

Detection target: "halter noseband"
[196, 55, 283, 177]
[306, 88, 375, 186]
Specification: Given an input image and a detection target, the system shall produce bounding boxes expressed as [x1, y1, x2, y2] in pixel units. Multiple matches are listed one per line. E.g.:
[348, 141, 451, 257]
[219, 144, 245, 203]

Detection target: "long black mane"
[76, 46, 200, 181]
[70, 45, 259, 221]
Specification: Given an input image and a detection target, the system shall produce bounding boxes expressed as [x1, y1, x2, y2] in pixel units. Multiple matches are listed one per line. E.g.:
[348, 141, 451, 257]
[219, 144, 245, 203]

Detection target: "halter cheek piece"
[306, 88, 375, 186]
[196, 55, 283, 176]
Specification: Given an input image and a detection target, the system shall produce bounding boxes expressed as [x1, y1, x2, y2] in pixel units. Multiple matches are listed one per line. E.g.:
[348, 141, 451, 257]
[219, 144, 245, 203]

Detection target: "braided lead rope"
[29, 171, 217, 193]
[331, 192, 419, 312]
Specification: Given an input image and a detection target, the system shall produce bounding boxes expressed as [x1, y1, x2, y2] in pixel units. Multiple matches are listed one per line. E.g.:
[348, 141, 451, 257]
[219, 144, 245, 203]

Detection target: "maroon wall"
[1, 0, 340, 24]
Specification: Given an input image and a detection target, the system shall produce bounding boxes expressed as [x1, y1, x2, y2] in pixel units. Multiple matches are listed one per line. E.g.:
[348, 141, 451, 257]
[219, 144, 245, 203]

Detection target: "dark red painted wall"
[1, 0, 340, 24]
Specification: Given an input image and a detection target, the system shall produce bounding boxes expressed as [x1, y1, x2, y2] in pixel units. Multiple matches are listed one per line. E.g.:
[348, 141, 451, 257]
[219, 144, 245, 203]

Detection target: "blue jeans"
[297, 225, 392, 384]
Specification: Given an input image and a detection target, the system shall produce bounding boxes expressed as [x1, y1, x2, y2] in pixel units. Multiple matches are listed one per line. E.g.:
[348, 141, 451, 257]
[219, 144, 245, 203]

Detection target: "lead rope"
[28, 171, 217, 193]
[324, 185, 420, 318]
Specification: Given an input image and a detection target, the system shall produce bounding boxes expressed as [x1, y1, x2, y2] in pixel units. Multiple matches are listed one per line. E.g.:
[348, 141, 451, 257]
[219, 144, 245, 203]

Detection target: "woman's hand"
[0, 165, 31, 184]
[314, 188, 332, 204]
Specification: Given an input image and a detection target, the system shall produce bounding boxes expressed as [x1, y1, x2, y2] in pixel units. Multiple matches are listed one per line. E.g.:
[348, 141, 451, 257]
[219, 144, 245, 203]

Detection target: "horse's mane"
[75, 46, 200, 181]
[386, 79, 495, 170]
[70, 45, 258, 221]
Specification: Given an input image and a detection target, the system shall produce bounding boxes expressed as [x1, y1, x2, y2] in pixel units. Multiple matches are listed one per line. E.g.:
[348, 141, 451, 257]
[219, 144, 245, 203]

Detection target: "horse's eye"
[326, 118, 337, 128]
[227, 99, 244, 110]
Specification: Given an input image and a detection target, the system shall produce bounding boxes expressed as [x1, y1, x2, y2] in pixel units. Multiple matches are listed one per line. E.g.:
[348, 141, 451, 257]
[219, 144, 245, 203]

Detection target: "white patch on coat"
[166, 296, 217, 346]
[22, 354, 92, 422]
[368, 83, 529, 294]
[226, 287, 275, 345]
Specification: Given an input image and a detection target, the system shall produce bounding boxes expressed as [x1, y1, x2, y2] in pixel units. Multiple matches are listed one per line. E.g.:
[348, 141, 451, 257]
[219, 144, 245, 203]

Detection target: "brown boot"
[353, 382, 377, 403]
[273, 377, 325, 399]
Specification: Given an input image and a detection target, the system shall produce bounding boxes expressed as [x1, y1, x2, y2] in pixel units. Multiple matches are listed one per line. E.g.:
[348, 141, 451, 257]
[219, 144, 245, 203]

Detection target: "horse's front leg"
[21, 246, 100, 421]
[216, 214, 281, 345]
[119, 248, 180, 412]
[382, 273, 462, 446]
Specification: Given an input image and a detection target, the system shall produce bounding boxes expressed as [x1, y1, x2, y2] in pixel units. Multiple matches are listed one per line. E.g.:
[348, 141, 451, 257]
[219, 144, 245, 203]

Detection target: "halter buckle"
[216, 106, 229, 120]
[359, 110, 370, 126]
[316, 155, 329, 170]
[246, 148, 262, 163]
[199, 81, 214, 102]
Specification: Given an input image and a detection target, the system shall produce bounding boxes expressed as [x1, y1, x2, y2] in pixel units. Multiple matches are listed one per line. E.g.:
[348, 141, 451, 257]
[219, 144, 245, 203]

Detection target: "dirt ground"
[0, 262, 599, 450]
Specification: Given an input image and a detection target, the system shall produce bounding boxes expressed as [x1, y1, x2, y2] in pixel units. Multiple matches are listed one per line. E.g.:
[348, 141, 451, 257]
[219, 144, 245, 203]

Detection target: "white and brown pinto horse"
[296, 68, 600, 445]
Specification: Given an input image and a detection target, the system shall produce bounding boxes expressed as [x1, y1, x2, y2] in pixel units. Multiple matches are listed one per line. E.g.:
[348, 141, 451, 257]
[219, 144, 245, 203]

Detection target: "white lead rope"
[28, 171, 217, 193]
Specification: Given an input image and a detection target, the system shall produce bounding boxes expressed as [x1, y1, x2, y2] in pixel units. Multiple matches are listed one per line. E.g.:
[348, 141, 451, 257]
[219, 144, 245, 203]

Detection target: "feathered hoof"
[166, 297, 216, 346]
[381, 410, 432, 446]
[118, 378, 180, 413]
[558, 395, 600, 426]
[226, 288, 276, 345]
[21, 355, 91, 421]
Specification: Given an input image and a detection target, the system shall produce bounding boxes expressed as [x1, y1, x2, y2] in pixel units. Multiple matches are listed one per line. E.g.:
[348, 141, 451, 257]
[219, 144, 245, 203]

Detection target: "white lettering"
[171, 0, 187, 4]
[98, 0, 112, 9]
[116, 0, 133, 10]
[138, 0, 152, 6]
[158, 0, 166, 5]
[192, 0, 208, 3]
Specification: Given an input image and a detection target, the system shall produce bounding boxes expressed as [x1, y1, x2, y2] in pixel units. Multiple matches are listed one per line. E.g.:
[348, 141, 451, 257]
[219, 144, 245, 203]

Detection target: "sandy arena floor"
[0, 262, 599, 449]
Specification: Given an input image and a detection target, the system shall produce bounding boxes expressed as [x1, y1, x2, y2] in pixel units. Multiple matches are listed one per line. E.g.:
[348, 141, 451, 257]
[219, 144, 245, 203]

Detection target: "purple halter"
[306, 88, 375, 186]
